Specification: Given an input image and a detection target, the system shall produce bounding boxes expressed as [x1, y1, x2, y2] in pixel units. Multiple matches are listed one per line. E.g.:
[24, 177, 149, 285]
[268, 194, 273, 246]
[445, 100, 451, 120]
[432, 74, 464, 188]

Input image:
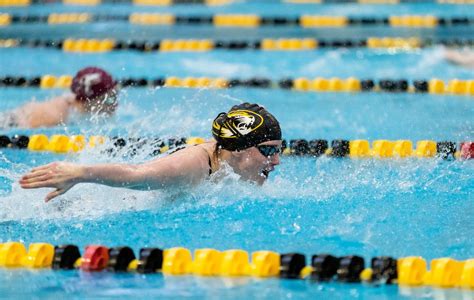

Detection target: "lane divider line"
[1, 76, 473, 97]
[1, 135, 473, 159]
[1, 38, 473, 52]
[2, 14, 473, 27]
[1, 0, 474, 6]
[0, 242, 473, 289]
[0, 0, 232, 6]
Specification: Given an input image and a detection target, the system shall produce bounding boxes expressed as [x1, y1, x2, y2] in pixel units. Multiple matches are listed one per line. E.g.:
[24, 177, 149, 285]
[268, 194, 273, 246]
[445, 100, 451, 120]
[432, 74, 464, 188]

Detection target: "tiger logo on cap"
[213, 110, 264, 138]
[212, 103, 281, 151]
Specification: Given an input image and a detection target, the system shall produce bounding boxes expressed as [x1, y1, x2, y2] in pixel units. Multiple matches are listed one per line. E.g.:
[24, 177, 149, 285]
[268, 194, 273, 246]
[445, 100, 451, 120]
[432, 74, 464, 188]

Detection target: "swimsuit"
[207, 152, 213, 175]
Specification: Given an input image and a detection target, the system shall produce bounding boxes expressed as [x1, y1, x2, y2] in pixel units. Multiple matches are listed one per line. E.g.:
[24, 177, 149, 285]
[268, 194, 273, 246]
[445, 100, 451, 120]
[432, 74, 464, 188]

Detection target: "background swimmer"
[20, 103, 282, 202]
[444, 48, 474, 69]
[0, 67, 118, 129]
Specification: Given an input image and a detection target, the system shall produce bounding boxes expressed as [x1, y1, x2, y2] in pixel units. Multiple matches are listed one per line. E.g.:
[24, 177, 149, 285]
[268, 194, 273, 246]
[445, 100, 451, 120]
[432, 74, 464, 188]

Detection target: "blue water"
[2, 2, 474, 16]
[1, 2, 474, 299]
[2, 47, 474, 80]
[2, 2, 474, 40]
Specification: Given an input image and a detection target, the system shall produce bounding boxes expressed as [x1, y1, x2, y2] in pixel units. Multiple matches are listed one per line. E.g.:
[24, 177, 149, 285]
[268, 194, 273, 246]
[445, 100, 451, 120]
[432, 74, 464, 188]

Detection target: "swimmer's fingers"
[21, 165, 54, 182]
[20, 169, 55, 186]
[20, 179, 57, 189]
[19, 176, 50, 188]
[20, 169, 52, 182]
[45, 188, 68, 203]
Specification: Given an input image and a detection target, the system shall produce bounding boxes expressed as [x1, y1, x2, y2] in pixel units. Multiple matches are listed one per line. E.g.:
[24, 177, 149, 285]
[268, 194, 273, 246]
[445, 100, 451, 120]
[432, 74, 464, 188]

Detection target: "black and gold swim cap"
[212, 103, 281, 151]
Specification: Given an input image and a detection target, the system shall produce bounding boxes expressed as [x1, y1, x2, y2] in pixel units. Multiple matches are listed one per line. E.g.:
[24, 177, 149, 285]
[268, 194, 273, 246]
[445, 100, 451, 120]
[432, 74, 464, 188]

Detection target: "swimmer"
[444, 48, 474, 69]
[0, 67, 118, 129]
[19, 103, 282, 202]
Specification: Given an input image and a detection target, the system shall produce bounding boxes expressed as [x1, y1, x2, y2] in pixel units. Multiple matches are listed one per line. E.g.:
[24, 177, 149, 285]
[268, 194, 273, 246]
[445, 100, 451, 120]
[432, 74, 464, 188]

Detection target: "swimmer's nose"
[270, 153, 280, 166]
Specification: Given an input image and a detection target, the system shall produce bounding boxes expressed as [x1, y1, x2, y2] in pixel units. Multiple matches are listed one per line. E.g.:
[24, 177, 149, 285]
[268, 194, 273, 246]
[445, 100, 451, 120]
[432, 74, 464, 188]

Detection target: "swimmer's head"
[71, 67, 118, 114]
[212, 103, 281, 151]
[212, 103, 282, 184]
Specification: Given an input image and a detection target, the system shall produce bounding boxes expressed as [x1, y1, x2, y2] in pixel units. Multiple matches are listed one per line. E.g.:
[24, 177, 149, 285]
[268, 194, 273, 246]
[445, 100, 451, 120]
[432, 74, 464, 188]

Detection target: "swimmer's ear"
[230, 150, 242, 158]
[231, 149, 252, 161]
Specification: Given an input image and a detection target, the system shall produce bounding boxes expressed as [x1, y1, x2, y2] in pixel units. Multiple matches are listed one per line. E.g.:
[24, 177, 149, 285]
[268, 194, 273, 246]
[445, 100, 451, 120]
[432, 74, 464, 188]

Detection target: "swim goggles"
[103, 94, 117, 105]
[257, 145, 281, 157]
[103, 90, 118, 105]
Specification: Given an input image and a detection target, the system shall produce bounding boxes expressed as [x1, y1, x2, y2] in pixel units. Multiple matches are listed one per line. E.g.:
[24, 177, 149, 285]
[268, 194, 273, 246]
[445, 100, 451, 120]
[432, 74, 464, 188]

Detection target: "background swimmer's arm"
[444, 49, 474, 68]
[17, 95, 73, 128]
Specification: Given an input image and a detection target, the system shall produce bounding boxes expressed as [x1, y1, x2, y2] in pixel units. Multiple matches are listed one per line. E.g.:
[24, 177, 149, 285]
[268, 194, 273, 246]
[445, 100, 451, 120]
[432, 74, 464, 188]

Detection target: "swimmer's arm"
[444, 49, 474, 68]
[81, 155, 207, 190]
[20, 95, 73, 128]
[20, 151, 208, 202]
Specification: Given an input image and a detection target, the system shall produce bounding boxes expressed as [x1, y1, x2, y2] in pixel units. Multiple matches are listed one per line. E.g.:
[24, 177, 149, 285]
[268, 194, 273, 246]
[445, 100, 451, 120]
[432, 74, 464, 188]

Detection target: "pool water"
[1, 1, 473, 299]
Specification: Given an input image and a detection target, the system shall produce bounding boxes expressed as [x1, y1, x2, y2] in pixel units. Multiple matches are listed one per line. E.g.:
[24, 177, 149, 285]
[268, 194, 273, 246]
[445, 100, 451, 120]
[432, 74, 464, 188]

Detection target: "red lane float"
[81, 245, 109, 272]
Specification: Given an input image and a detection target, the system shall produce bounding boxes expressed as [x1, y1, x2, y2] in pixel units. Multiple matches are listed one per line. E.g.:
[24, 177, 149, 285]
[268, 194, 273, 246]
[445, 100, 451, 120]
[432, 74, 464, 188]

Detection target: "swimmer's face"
[82, 88, 119, 115]
[232, 140, 282, 185]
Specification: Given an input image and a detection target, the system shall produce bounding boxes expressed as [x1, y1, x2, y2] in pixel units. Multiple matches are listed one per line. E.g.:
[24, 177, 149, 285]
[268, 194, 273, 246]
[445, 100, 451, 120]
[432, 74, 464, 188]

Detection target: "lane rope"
[0, 242, 473, 289]
[1, 134, 473, 159]
[1, 13, 473, 27]
[0, 0, 473, 6]
[1, 75, 474, 96]
[0, 0, 232, 7]
[1, 38, 473, 51]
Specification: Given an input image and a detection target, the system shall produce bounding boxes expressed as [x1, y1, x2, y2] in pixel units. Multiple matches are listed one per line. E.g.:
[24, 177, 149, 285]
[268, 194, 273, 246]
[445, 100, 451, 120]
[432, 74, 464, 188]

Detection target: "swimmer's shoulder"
[169, 141, 215, 157]
[155, 141, 216, 178]
[27, 94, 75, 112]
[166, 141, 216, 171]
[196, 141, 217, 153]
[195, 141, 218, 174]
[49, 93, 76, 106]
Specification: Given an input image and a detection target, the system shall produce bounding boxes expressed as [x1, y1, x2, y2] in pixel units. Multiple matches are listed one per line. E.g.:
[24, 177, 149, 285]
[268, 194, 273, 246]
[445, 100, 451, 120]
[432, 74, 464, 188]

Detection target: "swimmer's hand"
[19, 162, 84, 202]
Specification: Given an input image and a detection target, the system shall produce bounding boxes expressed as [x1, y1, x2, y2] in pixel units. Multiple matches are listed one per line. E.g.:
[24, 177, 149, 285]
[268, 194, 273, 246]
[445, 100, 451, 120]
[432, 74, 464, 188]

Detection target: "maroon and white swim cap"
[71, 67, 116, 101]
